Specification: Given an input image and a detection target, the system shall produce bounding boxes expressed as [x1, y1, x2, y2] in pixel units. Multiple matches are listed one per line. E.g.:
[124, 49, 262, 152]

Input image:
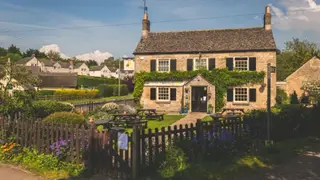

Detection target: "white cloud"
[75, 50, 113, 65]
[39, 44, 69, 59]
[271, 0, 320, 32]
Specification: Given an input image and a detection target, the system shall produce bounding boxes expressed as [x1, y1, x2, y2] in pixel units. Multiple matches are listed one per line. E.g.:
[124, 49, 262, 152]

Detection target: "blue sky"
[0, 0, 320, 57]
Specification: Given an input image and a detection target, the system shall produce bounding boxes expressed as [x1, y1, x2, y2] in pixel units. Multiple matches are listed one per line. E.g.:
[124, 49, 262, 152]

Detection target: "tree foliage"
[47, 50, 61, 61]
[277, 38, 320, 81]
[85, 60, 98, 67]
[23, 49, 46, 58]
[0, 47, 7, 56]
[7, 44, 22, 55]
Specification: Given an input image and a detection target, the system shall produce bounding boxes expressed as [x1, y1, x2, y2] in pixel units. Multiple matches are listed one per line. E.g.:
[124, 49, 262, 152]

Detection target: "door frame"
[191, 86, 208, 112]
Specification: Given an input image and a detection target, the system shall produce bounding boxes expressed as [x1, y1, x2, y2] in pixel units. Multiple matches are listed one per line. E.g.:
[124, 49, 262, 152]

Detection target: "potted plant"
[183, 103, 189, 113]
[207, 104, 213, 114]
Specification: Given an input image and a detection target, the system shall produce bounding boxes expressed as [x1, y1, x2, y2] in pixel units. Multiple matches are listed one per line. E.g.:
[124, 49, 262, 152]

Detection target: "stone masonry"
[135, 51, 277, 111]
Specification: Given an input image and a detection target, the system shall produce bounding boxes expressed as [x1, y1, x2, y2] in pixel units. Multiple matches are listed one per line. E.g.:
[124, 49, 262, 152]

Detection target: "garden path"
[170, 112, 207, 127]
[0, 164, 43, 180]
[236, 151, 320, 180]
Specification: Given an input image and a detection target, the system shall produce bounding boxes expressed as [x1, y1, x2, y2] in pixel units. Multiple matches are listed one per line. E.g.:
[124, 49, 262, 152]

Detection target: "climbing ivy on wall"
[133, 69, 265, 111]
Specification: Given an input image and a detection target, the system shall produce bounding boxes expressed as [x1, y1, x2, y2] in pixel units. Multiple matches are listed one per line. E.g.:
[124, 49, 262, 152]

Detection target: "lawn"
[202, 115, 212, 122]
[65, 94, 133, 105]
[126, 115, 185, 133]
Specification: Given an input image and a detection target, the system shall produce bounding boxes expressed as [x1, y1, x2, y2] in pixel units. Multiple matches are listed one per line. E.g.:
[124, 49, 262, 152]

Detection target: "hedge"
[37, 90, 55, 96]
[32, 100, 74, 118]
[97, 84, 129, 97]
[77, 76, 123, 88]
[54, 89, 98, 99]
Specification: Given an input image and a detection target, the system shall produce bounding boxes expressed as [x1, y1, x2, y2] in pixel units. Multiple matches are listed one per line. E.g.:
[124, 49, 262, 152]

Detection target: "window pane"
[234, 88, 248, 102]
[158, 59, 169, 72]
[158, 87, 169, 100]
[234, 57, 248, 70]
[195, 59, 207, 70]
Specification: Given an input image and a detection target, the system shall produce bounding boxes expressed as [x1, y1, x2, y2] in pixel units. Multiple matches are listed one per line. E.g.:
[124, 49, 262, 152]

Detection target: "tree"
[301, 80, 320, 104]
[7, 44, 21, 55]
[0, 62, 40, 117]
[0, 47, 7, 56]
[277, 38, 320, 81]
[7, 53, 23, 62]
[47, 50, 61, 60]
[23, 49, 46, 58]
[86, 60, 98, 67]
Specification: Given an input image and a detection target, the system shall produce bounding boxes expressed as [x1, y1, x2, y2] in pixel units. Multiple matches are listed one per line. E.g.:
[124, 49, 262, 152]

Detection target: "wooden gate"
[90, 130, 132, 179]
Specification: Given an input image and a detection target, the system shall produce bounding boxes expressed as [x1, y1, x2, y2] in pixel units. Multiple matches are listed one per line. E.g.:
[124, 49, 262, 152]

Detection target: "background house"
[89, 65, 112, 77]
[133, 6, 277, 113]
[277, 56, 320, 97]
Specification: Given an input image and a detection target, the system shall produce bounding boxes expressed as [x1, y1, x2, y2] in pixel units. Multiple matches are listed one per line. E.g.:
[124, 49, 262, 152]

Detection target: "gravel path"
[0, 164, 43, 180]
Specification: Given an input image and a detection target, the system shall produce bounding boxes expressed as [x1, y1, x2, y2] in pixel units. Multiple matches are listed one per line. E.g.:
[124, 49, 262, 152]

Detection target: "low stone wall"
[74, 98, 135, 112]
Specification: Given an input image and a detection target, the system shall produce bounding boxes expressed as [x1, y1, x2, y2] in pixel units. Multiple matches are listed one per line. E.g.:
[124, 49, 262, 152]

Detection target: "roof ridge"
[149, 26, 265, 34]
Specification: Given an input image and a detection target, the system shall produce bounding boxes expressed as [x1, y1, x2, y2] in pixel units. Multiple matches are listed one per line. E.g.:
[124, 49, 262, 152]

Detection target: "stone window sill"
[156, 100, 171, 104]
[232, 102, 250, 106]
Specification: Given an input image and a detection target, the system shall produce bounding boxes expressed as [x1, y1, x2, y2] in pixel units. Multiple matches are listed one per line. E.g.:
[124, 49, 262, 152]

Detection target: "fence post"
[132, 124, 141, 180]
[87, 120, 96, 175]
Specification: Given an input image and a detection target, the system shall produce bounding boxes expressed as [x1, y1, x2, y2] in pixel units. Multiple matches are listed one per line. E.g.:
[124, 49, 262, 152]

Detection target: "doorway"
[191, 86, 207, 112]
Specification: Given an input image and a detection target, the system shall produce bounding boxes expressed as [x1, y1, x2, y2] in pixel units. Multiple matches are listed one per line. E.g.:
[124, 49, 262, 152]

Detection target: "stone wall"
[135, 51, 277, 111]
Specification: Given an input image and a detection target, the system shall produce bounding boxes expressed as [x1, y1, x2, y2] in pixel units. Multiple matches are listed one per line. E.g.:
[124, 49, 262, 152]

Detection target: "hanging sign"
[117, 132, 128, 150]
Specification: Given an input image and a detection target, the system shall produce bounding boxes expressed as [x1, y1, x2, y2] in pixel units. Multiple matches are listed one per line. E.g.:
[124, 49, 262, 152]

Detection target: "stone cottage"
[277, 56, 320, 97]
[133, 6, 277, 113]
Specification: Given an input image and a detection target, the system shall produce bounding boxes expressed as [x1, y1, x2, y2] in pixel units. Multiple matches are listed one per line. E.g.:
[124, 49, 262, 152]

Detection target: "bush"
[43, 112, 86, 125]
[33, 100, 74, 118]
[276, 88, 288, 105]
[54, 89, 98, 99]
[101, 102, 120, 114]
[97, 84, 129, 97]
[290, 91, 299, 104]
[0, 143, 83, 179]
[119, 104, 136, 114]
[37, 90, 55, 96]
[157, 144, 188, 179]
[77, 76, 122, 88]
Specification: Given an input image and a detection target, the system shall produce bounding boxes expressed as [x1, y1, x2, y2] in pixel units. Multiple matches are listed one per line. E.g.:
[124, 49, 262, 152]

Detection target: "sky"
[0, 0, 320, 57]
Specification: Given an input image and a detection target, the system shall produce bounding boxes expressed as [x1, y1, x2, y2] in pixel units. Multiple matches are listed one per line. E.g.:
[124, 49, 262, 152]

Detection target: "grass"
[65, 94, 133, 104]
[126, 115, 185, 134]
[202, 115, 212, 122]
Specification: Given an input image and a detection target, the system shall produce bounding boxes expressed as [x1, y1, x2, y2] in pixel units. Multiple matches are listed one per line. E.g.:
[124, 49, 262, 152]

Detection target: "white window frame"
[193, 58, 208, 70]
[156, 87, 170, 102]
[233, 57, 249, 71]
[233, 87, 249, 103]
[156, 59, 171, 72]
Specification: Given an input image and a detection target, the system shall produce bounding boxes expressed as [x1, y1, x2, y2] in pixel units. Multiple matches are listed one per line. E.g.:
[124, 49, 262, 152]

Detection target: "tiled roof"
[38, 73, 77, 88]
[74, 63, 85, 69]
[134, 27, 277, 54]
[41, 59, 55, 67]
[59, 62, 71, 68]
[16, 57, 34, 64]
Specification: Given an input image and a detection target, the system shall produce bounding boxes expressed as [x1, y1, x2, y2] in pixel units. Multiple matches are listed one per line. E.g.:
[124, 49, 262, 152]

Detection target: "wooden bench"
[137, 109, 164, 121]
[111, 114, 148, 128]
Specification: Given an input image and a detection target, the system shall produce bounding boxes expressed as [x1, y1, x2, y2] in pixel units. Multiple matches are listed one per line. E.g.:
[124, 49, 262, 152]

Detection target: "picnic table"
[137, 109, 164, 120]
[111, 114, 148, 128]
[221, 108, 245, 115]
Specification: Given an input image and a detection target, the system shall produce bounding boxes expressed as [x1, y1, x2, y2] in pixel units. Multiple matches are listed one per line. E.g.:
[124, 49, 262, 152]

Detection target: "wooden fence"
[0, 116, 257, 179]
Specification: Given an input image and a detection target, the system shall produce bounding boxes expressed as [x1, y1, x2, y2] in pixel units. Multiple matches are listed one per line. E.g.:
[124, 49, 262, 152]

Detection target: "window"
[157, 59, 170, 72]
[234, 88, 249, 103]
[194, 59, 207, 70]
[157, 87, 170, 101]
[234, 57, 249, 71]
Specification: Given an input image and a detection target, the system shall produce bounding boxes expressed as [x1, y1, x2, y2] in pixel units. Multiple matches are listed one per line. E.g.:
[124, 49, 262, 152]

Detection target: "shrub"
[110, 84, 129, 96]
[37, 90, 55, 96]
[77, 76, 122, 88]
[54, 89, 98, 99]
[157, 144, 188, 179]
[119, 104, 136, 114]
[102, 102, 120, 114]
[33, 100, 74, 118]
[43, 112, 86, 125]
[290, 91, 299, 104]
[276, 88, 288, 105]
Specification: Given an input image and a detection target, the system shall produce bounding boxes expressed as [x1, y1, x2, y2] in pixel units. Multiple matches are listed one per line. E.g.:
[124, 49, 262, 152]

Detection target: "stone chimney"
[264, 5, 271, 30]
[142, 12, 150, 38]
[32, 53, 35, 57]
[69, 59, 73, 66]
